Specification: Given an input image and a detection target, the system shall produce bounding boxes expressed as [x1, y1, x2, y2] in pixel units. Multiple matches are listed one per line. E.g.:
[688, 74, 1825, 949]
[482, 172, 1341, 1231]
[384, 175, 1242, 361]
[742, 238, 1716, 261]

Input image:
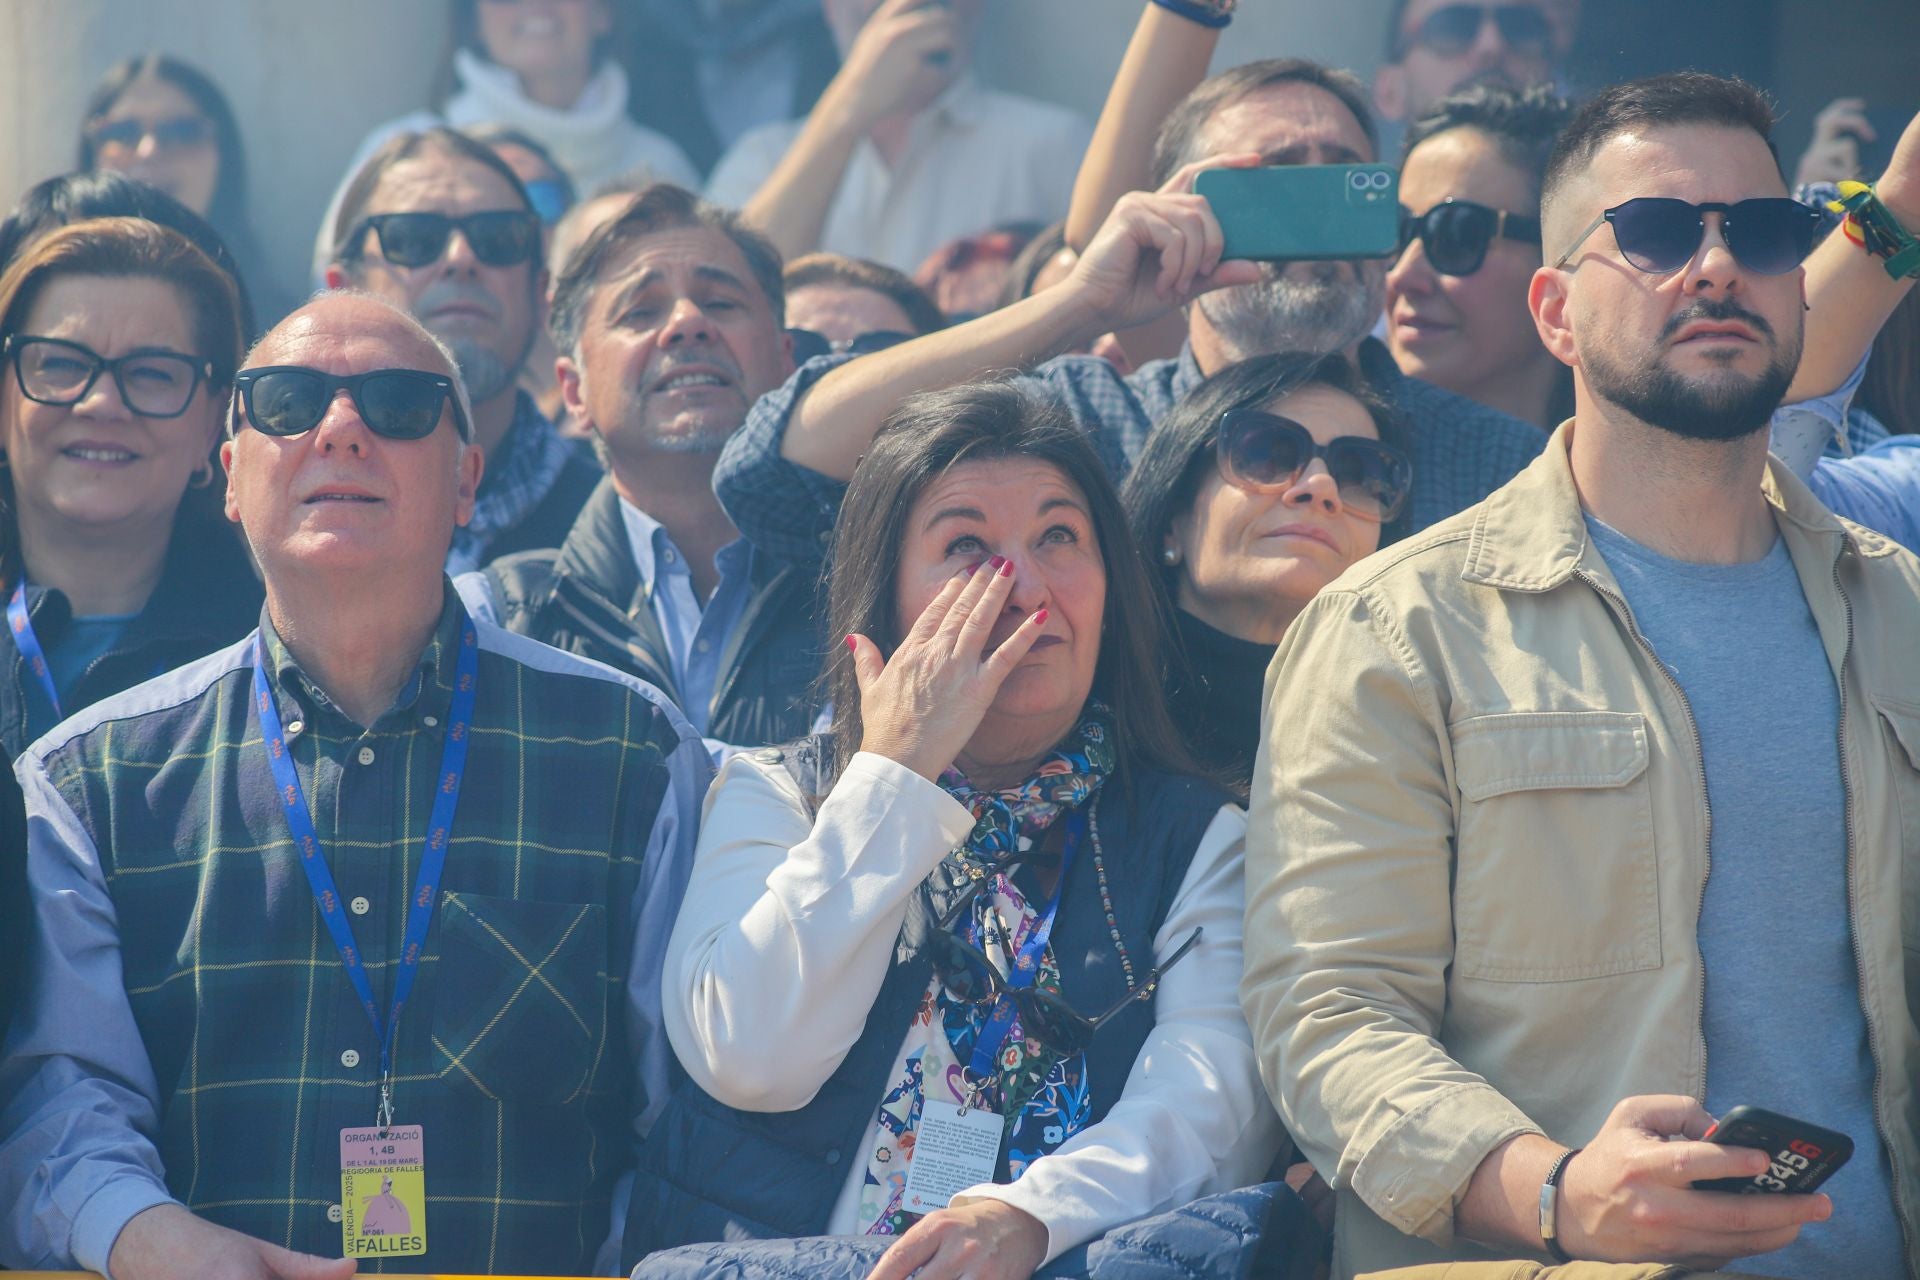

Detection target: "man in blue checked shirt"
[0, 292, 710, 1279]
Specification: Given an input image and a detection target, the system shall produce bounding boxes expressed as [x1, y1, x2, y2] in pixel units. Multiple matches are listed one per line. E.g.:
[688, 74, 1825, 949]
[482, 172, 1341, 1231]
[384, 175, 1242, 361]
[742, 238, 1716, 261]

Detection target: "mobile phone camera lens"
[1370, 171, 1392, 189]
[1349, 171, 1370, 191]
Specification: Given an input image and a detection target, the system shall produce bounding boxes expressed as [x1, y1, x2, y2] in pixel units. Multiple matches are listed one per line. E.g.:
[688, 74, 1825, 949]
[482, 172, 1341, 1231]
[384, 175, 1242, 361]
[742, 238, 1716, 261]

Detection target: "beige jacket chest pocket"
[1448, 710, 1662, 982]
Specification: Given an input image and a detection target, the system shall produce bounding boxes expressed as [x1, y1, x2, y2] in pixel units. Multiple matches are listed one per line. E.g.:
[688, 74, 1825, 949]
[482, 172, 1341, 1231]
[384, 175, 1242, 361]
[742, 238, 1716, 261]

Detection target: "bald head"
[240, 291, 473, 439]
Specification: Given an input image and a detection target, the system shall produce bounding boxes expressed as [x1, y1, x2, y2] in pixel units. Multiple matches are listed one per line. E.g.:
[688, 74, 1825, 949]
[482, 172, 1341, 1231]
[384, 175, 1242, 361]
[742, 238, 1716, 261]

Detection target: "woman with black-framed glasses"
[0, 218, 260, 757]
[629, 381, 1293, 1278]
[1387, 83, 1575, 429]
[1122, 353, 1413, 787]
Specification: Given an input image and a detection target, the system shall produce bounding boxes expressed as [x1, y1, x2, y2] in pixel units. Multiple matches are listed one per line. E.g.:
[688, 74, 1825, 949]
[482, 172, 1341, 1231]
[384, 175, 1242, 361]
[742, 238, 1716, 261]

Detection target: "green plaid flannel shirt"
[0, 588, 710, 1275]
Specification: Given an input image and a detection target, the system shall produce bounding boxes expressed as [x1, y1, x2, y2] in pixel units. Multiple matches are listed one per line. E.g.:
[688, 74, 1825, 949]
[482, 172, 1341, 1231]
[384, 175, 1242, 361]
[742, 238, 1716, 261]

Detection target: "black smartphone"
[1693, 1105, 1853, 1195]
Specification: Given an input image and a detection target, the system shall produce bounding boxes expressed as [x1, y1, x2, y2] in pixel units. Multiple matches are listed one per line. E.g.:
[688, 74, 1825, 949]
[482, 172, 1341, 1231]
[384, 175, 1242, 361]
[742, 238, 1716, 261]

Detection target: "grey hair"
[232, 288, 475, 454]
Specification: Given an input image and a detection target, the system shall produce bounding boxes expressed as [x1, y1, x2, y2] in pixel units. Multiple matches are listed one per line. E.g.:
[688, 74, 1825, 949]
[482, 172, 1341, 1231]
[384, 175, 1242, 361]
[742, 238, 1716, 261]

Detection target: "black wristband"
[1539, 1146, 1582, 1264]
[1149, 0, 1235, 28]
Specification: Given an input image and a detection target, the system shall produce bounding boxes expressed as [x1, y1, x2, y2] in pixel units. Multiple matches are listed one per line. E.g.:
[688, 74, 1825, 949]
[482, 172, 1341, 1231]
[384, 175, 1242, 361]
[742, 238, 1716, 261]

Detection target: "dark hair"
[1541, 73, 1778, 230]
[1121, 353, 1412, 600]
[328, 126, 536, 266]
[463, 123, 577, 200]
[549, 183, 785, 351]
[1001, 220, 1070, 310]
[820, 379, 1202, 789]
[911, 223, 1043, 321]
[0, 217, 246, 589]
[0, 170, 256, 338]
[78, 56, 247, 238]
[1403, 82, 1573, 200]
[1858, 287, 1918, 438]
[784, 252, 945, 338]
[1152, 59, 1377, 187]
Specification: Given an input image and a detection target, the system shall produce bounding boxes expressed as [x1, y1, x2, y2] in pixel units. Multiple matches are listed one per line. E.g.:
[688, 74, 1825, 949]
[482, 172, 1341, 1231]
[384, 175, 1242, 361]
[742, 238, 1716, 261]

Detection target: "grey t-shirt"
[1587, 516, 1903, 1276]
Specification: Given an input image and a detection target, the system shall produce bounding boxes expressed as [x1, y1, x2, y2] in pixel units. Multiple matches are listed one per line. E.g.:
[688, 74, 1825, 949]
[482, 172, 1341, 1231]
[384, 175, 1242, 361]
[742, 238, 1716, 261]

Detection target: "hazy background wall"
[1, 0, 1914, 296]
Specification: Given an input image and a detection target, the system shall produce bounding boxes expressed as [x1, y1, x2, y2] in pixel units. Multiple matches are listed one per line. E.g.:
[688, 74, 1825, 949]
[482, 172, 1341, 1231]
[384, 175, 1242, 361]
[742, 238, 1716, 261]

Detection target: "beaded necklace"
[1087, 802, 1138, 988]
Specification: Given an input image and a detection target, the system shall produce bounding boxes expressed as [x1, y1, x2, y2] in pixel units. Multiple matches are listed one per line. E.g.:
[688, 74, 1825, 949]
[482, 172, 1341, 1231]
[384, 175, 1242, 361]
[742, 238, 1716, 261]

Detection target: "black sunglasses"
[347, 210, 542, 269]
[1398, 199, 1541, 276]
[1215, 408, 1413, 523]
[924, 863, 1204, 1058]
[1401, 4, 1553, 58]
[4, 334, 212, 420]
[787, 328, 915, 364]
[87, 115, 217, 152]
[233, 366, 471, 441]
[1554, 197, 1821, 277]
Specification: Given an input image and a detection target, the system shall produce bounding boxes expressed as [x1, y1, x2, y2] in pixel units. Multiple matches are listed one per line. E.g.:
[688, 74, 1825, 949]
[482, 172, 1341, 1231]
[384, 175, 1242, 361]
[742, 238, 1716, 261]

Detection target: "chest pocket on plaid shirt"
[431, 892, 608, 1106]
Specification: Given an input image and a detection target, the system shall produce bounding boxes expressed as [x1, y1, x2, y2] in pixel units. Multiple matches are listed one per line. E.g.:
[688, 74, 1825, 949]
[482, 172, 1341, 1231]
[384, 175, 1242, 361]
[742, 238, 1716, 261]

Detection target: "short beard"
[444, 337, 515, 403]
[609, 407, 739, 456]
[1583, 298, 1802, 443]
[1196, 259, 1386, 361]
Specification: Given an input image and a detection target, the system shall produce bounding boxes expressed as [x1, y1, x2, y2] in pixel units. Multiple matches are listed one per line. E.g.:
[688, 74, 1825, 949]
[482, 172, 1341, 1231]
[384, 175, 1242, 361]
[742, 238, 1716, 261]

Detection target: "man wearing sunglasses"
[0, 291, 711, 1279]
[466, 184, 825, 756]
[325, 127, 601, 575]
[1245, 73, 1920, 1279]
[1372, 0, 1569, 137]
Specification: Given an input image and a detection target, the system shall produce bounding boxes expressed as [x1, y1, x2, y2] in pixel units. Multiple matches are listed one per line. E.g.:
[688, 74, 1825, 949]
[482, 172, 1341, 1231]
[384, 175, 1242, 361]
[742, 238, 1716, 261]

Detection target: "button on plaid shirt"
[714, 341, 1550, 573]
[0, 588, 710, 1275]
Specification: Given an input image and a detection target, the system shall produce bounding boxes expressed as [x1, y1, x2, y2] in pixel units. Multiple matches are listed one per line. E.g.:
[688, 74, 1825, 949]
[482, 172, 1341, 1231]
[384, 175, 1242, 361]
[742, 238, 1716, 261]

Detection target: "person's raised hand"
[863, 1198, 1049, 1280]
[849, 556, 1048, 782]
[1556, 1095, 1831, 1268]
[1794, 98, 1874, 188]
[109, 1203, 359, 1280]
[826, 0, 960, 133]
[1064, 153, 1266, 337]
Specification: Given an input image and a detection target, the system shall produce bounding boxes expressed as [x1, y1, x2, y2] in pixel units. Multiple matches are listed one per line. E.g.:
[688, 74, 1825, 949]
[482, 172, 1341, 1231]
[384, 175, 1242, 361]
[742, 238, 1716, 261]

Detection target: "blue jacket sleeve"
[0, 758, 177, 1273]
[1810, 436, 1920, 553]
[713, 355, 861, 575]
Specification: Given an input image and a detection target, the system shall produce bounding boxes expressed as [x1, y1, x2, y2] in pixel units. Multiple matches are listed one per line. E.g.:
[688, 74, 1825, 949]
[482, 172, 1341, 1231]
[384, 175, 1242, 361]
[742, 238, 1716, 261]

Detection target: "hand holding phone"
[1194, 165, 1401, 263]
[1693, 1105, 1854, 1195]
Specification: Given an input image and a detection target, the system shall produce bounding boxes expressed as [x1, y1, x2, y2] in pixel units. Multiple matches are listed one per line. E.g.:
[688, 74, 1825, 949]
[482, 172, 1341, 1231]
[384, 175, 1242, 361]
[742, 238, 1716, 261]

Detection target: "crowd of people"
[1, 1, 1917, 1278]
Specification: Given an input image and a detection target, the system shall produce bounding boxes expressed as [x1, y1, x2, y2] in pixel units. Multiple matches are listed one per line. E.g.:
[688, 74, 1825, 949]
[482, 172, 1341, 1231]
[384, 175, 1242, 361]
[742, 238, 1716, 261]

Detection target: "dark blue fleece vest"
[623, 750, 1230, 1267]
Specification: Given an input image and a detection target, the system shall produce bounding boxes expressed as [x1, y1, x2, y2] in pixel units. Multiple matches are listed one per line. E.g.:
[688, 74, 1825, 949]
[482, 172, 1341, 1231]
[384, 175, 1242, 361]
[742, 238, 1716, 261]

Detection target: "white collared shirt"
[707, 76, 1092, 273]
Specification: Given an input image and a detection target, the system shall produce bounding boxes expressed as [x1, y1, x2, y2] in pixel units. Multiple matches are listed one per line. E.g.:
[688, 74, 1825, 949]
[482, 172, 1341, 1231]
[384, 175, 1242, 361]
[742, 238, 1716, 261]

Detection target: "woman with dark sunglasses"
[0, 218, 261, 758]
[1123, 354, 1413, 787]
[627, 382, 1292, 1278]
[1386, 83, 1574, 430]
[76, 55, 292, 329]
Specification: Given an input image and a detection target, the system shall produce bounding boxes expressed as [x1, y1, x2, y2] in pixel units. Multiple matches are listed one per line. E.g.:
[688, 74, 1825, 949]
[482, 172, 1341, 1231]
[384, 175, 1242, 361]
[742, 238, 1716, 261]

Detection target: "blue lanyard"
[251, 617, 479, 1126]
[965, 810, 1083, 1082]
[8, 582, 61, 720]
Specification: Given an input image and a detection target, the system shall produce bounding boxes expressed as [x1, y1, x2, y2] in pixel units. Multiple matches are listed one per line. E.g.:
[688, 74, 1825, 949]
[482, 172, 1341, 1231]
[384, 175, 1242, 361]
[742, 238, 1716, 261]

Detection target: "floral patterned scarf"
[853, 705, 1117, 1236]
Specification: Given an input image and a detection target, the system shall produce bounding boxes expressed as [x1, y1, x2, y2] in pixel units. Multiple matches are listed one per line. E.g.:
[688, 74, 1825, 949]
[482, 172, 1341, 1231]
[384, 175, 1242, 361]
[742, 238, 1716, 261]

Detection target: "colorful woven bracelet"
[1827, 180, 1920, 280]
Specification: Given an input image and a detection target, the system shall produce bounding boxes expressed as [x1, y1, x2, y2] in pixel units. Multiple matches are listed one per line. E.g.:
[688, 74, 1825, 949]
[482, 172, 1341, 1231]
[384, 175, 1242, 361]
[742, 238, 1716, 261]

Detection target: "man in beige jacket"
[1244, 72, 1920, 1279]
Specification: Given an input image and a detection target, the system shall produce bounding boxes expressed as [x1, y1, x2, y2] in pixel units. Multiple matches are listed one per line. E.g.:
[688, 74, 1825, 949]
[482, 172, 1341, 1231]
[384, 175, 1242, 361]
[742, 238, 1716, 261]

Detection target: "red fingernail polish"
[998, 558, 1014, 577]
[1033, 608, 1048, 624]
[845, 635, 857, 652]
[965, 561, 982, 577]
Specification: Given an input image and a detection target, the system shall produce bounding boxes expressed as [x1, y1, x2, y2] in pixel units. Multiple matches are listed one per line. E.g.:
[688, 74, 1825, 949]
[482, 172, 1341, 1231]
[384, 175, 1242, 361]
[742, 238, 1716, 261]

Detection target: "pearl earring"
[1161, 546, 1180, 565]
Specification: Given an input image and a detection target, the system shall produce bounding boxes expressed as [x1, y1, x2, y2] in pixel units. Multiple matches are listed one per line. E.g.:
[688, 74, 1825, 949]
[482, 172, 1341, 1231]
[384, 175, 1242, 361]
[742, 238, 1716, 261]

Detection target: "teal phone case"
[1195, 165, 1401, 262]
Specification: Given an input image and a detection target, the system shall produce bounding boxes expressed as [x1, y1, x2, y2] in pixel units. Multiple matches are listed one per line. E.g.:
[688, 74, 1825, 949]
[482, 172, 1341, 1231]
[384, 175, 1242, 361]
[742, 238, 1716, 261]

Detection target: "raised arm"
[727, 0, 961, 261]
[1064, 3, 1226, 252]
[779, 160, 1263, 481]
[1788, 107, 1920, 401]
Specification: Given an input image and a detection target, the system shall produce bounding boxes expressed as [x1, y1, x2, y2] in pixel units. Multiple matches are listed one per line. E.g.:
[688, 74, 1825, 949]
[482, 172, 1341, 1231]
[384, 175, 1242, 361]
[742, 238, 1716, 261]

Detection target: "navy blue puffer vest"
[623, 745, 1232, 1268]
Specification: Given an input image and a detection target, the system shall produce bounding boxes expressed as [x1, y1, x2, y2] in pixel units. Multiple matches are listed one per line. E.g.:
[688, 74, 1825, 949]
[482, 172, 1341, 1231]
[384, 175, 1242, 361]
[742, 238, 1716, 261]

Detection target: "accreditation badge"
[339, 1125, 427, 1258]
[900, 1102, 1003, 1214]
